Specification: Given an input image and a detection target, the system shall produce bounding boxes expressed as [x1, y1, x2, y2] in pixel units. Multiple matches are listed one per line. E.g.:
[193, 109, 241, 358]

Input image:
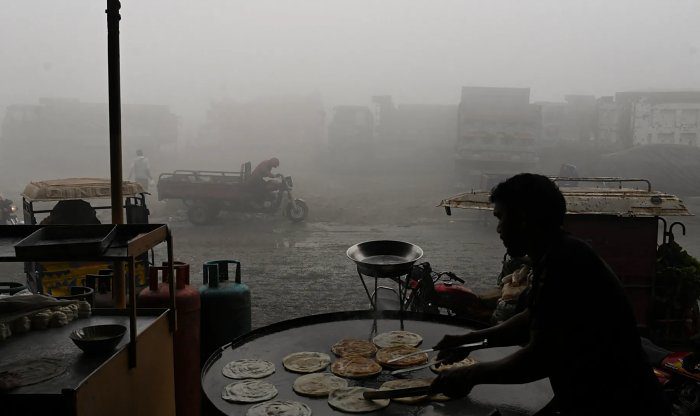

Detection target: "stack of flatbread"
[431, 356, 477, 373]
[331, 339, 377, 358]
[222, 359, 276, 379]
[373, 331, 423, 348]
[379, 378, 432, 404]
[221, 359, 277, 406]
[283, 352, 331, 373]
[246, 400, 311, 416]
[292, 373, 348, 397]
[222, 380, 278, 403]
[331, 356, 382, 379]
[328, 387, 390, 413]
[375, 345, 428, 368]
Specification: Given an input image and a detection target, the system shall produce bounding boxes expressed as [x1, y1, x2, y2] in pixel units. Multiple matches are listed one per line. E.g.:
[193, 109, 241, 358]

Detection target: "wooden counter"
[1, 309, 175, 416]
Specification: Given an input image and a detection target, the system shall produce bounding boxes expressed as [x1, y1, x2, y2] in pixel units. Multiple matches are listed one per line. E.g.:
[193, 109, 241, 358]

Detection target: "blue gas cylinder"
[199, 260, 251, 363]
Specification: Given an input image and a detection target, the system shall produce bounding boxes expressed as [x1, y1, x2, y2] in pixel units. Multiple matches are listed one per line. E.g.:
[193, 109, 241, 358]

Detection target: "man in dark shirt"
[247, 157, 281, 196]
[431, 173, 668, 415]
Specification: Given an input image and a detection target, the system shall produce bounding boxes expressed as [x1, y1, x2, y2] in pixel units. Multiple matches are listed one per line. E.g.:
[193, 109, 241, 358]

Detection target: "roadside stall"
[439, 177, 693, 338]
[20, 178, 150, 296]
[0, 223, 176, 415]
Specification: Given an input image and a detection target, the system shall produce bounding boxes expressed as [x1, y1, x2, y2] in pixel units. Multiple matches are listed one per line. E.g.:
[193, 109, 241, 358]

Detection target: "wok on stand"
[346, 240, 423, 311]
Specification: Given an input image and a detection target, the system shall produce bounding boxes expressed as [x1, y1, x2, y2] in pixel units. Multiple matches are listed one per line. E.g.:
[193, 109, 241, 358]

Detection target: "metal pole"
[106, 0, 126, 308]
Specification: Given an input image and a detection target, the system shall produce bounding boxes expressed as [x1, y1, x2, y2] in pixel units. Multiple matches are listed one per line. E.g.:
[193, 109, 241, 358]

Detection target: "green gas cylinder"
[199, 260, 251, 363]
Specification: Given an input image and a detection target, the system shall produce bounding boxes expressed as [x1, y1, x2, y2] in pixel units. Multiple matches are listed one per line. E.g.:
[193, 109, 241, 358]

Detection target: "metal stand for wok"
[355, 267, 408, 316]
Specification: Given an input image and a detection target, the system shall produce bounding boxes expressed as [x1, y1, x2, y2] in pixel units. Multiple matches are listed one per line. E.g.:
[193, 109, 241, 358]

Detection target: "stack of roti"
[331, 339, 377, 358]
[372, 331, 422, 348]
[222, 380, 277, 403]
[328, 386, 390, 413]
[379, 378, 432, 404]
[222, 359, 275, 379]
[246, 400, 311, 416]
[283, 351, 331, 373]
[375, 345, 428, 368]
[331, 356, 382, 379]
[292, 372, 348, 397]
[431, 356, 477, 373]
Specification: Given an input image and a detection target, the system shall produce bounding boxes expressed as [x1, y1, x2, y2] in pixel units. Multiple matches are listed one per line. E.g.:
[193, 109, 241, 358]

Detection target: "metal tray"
[201, 310, 552, 416]
[14, 225, 117, 258]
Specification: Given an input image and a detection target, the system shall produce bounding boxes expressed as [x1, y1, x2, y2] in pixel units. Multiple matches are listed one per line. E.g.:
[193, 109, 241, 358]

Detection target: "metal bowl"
[346, 240, 423, 278]
[70, 324, 126, 354]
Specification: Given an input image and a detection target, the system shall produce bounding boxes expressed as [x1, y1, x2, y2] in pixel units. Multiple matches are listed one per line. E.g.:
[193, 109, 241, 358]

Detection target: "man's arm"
[435, 309, 531, 355]
[432, 326, 549, 398]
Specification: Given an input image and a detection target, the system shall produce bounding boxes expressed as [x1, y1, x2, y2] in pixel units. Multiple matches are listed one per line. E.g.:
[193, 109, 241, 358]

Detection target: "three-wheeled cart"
[19, 178, 150, 295]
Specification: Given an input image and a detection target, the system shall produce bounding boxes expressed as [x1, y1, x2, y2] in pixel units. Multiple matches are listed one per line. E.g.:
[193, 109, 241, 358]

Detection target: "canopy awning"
[22, 178, 145, 202]
[439, 180, 692, 217]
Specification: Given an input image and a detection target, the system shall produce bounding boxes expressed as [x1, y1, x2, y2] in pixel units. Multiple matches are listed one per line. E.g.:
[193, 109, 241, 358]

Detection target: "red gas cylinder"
[138, 262, 200, 416]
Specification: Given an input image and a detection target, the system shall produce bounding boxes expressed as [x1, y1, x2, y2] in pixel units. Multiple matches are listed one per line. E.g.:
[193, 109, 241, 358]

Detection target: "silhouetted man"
[432, 173, 668, 415]
[247, 157, 281, 197]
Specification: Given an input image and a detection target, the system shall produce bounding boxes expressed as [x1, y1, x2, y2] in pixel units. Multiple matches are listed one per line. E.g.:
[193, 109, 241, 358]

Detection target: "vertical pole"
[128, 258, 137, 368]
[167, 229, 177, 332]
[106, 0, 126, 308]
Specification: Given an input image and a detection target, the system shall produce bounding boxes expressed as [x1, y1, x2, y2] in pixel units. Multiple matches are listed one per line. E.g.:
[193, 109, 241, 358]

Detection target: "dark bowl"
[347, 240, 424, 278]
[70, 324, 126, 354]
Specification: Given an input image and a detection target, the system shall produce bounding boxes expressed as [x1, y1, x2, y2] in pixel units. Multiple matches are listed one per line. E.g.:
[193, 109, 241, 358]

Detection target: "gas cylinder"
[200, 260, 251, 363]
[138, 262, 200, 416]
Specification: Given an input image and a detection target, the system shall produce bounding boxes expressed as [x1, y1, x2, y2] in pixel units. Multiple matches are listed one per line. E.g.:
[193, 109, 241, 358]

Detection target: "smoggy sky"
[1, 0, 699, 121]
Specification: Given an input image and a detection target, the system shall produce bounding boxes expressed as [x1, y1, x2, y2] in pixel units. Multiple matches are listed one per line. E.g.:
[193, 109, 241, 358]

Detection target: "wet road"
[161, 214, 504, 328]
[3, 199, 699, 330]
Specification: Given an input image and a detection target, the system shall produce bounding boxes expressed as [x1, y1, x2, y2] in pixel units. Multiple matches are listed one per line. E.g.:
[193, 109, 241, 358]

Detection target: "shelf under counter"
[1, 308, 175, 416]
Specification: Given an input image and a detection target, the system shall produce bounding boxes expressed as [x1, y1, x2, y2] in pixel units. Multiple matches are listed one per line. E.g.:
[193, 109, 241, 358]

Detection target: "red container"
[564, 215, 658, 329]
[138, 262, 200, 416]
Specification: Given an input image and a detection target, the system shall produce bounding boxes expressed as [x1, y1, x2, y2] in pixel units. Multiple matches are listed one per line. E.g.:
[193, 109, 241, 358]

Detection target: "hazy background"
[2, 0, 699, 128]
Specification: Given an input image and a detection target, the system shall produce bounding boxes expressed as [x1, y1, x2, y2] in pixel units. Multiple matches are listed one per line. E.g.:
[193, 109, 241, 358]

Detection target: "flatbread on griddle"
[380, 378, 432, 404]
[331, 356, 382, 379]
[246, 400, 312, 416]
[375, 345, 428, 368]
[372, 330, 423, 348]
[430, 356, 477, 373]
[222, 380, 278, 403]
[328, 386, 390, 413]
[283, 351, 331, 373]
[222, 359, 275, 379]
[293, 372, 348, 397]
[331, 339, 377, 358]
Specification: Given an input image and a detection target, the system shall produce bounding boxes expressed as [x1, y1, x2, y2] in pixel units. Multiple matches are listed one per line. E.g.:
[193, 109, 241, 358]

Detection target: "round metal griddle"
[346, 240, 423, 278]
[201, 310, 553, 416]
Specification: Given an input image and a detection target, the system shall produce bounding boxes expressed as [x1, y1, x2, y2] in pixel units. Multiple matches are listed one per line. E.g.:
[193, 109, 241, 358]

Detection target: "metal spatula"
[386, 339, 488, 363]
[363, 385, 433, 400]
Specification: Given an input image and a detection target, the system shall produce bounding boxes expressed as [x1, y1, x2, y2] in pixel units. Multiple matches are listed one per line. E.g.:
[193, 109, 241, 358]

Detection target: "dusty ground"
[3, 169, 700, 330]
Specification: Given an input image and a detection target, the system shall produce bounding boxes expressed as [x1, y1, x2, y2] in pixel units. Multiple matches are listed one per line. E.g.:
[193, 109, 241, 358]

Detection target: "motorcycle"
[404, 262, 496, 323]
[642, 337, 700, 415]
[251, 174, 309, 222]
[0, 197, 20, 225]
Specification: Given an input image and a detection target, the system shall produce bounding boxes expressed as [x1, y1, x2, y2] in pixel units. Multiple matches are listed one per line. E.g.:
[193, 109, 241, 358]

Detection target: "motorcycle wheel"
[187, 203, 218, 225]
[286, 199, 308, 222]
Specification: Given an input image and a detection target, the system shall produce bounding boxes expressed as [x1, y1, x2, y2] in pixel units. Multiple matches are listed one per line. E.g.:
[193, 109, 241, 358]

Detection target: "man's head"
[490, 173, 566, 257]
[136, 149, 143, 157]
[270, 157, 279, 168]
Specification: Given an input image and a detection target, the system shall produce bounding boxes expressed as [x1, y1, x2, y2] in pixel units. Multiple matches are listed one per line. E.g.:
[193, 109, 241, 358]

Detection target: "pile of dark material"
[595, 144, 700, 196]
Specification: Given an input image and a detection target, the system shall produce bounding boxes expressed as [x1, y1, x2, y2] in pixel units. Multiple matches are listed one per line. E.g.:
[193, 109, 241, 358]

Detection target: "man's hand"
[434, 333, 478, 362]
[431, 365, 481, 398]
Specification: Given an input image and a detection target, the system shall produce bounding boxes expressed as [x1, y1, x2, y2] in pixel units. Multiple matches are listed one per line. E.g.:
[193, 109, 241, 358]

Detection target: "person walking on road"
[128, 149, 153, 191]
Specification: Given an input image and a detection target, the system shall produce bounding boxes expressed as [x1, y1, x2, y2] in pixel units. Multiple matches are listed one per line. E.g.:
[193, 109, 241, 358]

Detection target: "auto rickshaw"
[21, 178, 150, 295]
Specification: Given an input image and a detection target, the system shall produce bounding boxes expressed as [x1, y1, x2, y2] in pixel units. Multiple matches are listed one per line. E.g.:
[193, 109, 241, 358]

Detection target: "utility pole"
[106, 0, 125, 308]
